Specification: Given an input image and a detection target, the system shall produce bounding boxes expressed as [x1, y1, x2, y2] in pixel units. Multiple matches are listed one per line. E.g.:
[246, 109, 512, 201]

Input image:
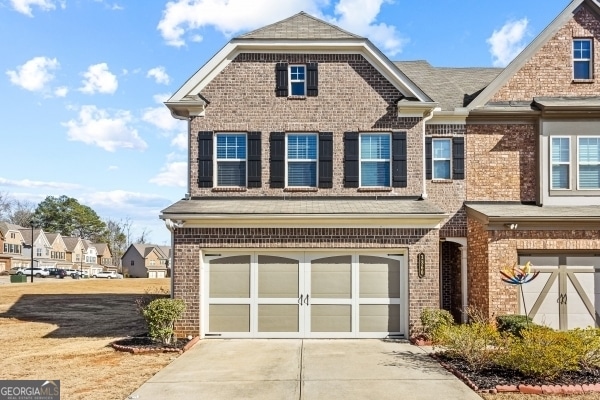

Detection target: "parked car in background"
[48, 268, 67, 279]
[9, 267, 26, 275]
[93, 271, 117, 279]
[22, 267, 50, 277]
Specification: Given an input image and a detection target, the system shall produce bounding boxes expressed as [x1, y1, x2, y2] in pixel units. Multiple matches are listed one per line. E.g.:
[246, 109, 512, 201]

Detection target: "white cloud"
[171, 133, 188, 150]
[0, 177, 81, 190]
[54, 86, 68, 97]
[6, 56, 59, 92]
[150, 162, 187, 187]
[85, 190, 169, 209]
[147, 66, 170, 84]
[487, 18, 529, 67]
[142, 106, 183, 132]
[157, 0, 326, 47]
[10, 0, 61, 17]
[62, 105, 148, 152]
[330, 0, 406, 56]
[108, 165, 119, 171]
[153, 93, 171, 103]
[79, 63, 118, 94]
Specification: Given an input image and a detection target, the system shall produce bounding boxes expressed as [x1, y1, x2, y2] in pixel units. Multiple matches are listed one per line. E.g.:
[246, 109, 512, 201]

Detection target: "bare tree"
[0, 192, 13, 221]
[8, 199, 36, 226]
[135, 227, 152, 244]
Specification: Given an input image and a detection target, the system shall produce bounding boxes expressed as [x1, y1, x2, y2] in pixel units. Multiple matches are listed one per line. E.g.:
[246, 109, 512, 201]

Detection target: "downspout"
[164, 219, 184, 300]
[420, 109, 435, 200]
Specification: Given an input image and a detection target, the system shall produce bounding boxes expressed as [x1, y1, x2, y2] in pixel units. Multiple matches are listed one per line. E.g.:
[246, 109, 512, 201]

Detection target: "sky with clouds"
[1, 0, 568, 245]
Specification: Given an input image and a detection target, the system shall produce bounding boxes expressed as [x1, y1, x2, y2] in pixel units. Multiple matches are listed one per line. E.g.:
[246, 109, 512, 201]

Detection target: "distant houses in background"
[121, 244, 170, 278]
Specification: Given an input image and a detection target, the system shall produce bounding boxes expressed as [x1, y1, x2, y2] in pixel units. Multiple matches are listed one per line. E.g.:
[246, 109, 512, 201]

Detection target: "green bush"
[569, 327, 600, 370]
[496, 314, 533, 337]
[142, 298, 186, 345]
[437, 322, 500, 370]
[496, 326, 581, 379]
[420, 308, 454, 342]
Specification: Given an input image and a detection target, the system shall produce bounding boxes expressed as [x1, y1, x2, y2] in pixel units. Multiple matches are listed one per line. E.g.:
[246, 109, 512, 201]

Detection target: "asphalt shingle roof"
[237, 12, 363, 40]
[466, 203, 600, 219]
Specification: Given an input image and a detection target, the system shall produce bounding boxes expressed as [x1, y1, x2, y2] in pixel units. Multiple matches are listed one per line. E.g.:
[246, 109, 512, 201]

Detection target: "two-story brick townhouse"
[0, 223, 29, 271]
[160, 11, 473, 339]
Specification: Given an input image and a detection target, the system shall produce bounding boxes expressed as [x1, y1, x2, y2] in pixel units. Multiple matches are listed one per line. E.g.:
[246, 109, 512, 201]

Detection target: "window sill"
[431, 179, 454, 184]
[284, 187, 318, 192]
[572, 79, 594, 84]
[287, 95, 307, 100]
[357, 187, 393, 192]
[211, 187, 248, 192]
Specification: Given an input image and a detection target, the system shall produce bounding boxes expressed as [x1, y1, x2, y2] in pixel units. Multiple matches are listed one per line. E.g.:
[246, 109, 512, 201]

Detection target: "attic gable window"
[573, 39, 592, 80]
[276, 63, 318, 97]
[290, 65, 306, 96]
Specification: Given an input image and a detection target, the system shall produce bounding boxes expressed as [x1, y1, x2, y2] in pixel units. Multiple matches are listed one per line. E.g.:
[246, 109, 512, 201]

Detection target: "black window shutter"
[392, 131, 407, 188]
[270, 132, 285, 188]
[425, 137, 432, 180]
[452, 137, 465, 180]
[247, 132, 262, 188]
[275, 63, 288, 97]
[344, 132, 359, 188]
[318, 132, 333, 188]
[307, 63, 318, 97]
[198, 131, 213, 188]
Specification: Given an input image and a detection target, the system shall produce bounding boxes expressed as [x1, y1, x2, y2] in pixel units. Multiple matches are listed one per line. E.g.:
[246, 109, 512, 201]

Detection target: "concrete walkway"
[128, 339, 482, 400]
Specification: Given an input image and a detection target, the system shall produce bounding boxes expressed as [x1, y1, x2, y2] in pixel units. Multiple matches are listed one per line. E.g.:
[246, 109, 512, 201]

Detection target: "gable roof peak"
[236, 11, 363, 40]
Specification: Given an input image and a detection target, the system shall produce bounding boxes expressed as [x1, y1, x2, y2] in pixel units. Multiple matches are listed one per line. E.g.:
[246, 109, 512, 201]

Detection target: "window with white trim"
[573, 39, 592, 80]
[432, 138, 452, 180]
[551, 137, 571, 189]
[360, 133, 390, 187]
[216, 133, 246, 187]
[289, 65, 306, 96]
[578, 137, 600, 189]
[287, 134, 317, 187]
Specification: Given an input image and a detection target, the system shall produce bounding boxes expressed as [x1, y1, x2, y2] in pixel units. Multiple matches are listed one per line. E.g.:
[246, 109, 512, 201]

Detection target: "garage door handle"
[305, 294, 309, 305]
[299, 294, 304, 305]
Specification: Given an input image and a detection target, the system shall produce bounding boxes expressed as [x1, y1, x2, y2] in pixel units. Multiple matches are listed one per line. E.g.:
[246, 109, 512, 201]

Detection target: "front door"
[203, 252, 405, 338]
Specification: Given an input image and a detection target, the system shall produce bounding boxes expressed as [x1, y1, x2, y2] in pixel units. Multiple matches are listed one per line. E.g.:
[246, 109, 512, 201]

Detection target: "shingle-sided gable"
[470, 0, 600, 108]
[237, 12, 362, 40]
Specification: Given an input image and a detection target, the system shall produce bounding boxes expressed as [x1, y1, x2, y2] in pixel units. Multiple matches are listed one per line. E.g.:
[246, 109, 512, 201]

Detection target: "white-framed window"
[360, 133, 391, 187]
[551, 137, 571, 190]
[287, 133, 317, 187]
[289, 65, 306, 96]
[432, 138, 452, 180]
[36, 248, 42, 257]
[216, 133, 246, 187]
[578, 137, 600, 189]
[573, 39, 592, 80]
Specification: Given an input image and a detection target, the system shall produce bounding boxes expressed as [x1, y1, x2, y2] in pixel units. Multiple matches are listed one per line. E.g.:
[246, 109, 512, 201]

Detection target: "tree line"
[0, 192, 152, 264]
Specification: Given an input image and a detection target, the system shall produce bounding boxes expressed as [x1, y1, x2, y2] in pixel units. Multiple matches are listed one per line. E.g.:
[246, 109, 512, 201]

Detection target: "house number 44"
[417, 253, 425, 278]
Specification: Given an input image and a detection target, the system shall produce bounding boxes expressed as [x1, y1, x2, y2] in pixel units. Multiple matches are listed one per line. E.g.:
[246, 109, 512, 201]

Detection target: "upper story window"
[573, 39, 592, 80]
[360, 133, 390, 187]
[10, 233, 15, 239]
[130, 260, 134, 266]
[216, 133, 246, 187]
[551, 137, 571, 189]
[287, 134, 317, 187]
[432, 138, 452, 180]
[578, 137, 600, 189]
[3, 243, 21, 254]
[275, 63, 318, 97]
[36, 248, 42, 257]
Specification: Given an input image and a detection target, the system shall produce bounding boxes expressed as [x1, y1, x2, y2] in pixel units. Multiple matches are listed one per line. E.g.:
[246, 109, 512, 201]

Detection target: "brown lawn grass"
[0, 278, 175, 400]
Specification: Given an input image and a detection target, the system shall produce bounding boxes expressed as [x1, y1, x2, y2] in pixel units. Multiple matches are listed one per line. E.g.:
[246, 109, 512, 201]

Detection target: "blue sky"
[0, 0, 569, 245]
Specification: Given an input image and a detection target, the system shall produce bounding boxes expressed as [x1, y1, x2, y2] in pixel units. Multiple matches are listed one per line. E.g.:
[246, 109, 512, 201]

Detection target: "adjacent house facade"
[162, 0, 600, 339]
[0, 222, 28, 271]
[121, 244, 170, 278]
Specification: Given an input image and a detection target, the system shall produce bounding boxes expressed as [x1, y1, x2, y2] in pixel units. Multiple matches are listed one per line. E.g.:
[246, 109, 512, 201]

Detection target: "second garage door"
[202, 252, 406, 338]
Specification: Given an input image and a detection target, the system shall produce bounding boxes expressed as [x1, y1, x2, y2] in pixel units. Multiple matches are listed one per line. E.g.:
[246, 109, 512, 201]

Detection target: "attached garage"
[519, 254, 600, 330]
[202, 251, 406, 338]
[148, 270, 167, 279]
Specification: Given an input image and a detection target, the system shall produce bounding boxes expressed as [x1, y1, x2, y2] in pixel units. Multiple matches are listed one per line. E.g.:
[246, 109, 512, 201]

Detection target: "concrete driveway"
[128, 339, 482, 400]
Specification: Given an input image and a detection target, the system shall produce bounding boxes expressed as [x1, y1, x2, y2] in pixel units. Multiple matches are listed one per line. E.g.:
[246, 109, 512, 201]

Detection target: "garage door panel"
[311, 305, 352, 332]
[359, 256, 400, 298]
[258, 305, 299, 332]
[209, 304, 250, 332]
[311, 256, 352, 299]
[258, 255, 299, 298]
[359, 304, 400, 333]
[210, 256, 251, 298]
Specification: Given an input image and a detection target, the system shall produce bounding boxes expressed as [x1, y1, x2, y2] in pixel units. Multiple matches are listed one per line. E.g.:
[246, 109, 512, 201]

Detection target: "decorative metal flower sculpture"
[500, 261, 539, 326]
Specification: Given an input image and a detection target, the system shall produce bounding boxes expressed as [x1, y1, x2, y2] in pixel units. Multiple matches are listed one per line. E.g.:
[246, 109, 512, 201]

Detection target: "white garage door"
[519, 254, 600, 330]
[148, 271, 157, 278]
[156, 271, 166, 278]
[202, 252, 406, 338]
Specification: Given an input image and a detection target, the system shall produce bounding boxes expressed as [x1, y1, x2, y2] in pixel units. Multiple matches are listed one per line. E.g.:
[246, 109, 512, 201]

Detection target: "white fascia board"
[397, 102, 438, 118]
[158, 213, 448, 229]
[428, 109, 469, 125]
[167, 39, 432, 105]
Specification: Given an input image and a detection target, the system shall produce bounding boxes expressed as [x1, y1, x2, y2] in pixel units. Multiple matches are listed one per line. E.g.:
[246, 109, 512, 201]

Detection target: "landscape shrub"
[496, 326, 581, 379]
[135, 286, 170, 315]
[142, 298, 185, 345]
[569, 327, 600, 370]
[437, 322, 500, 370]
[496, 314, 533, 337]
[420, 308, 454, 342]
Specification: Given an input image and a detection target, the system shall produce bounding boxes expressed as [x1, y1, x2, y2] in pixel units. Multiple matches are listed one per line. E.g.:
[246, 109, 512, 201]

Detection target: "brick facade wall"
[466, 123, 536, 202]
[440, 241, 462, 321]
[172, 227, 440, 337]
[491, 5, 600, 102]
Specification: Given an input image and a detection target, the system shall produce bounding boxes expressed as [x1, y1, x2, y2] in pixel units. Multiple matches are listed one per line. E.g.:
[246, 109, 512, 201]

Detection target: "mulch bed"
[434, 352, 600, 391]
[111, 333, 199, 354]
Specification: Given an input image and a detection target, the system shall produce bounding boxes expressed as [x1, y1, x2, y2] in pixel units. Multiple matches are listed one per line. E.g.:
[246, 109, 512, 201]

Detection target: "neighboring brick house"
[45, 233, 73, 270]
[121, 244, 170, 278]
[94, 243, 117, 272]
[0, 223, 28, 271]
[162, 1, 600, 339]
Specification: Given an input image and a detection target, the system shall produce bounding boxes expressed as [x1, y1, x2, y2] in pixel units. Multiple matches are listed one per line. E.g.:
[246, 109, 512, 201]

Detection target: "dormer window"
[573, 39, 592, 80]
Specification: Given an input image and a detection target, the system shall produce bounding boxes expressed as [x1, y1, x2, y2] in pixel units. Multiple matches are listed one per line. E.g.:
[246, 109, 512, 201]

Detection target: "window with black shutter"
[269, 132, 285, 188]
[392, 131, 407, 187]
[318, 132, 333, 188]
[452, 137, 465, 180]
[307, 63, 318, 97]
[198, 131, 213, 188]
[344, 132, 359, 188]
[426, 136, 465, 180]
[275, 63, 288, 97]
[276, 63, 319, 97]
[247, 132, 262, 188]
